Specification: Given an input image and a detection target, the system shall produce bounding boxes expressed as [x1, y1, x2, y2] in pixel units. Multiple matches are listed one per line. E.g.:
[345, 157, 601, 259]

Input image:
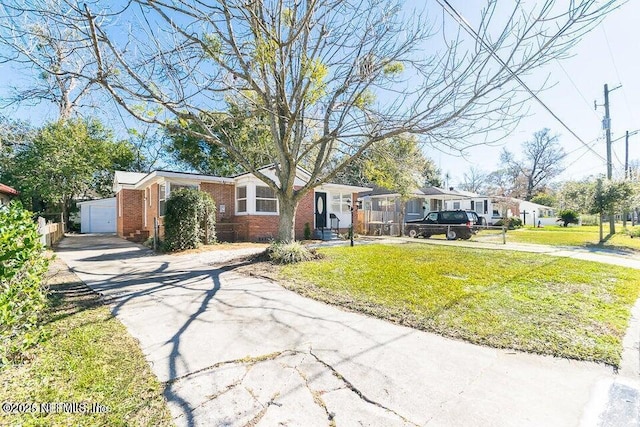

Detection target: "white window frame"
[255, 185, 278, 214]
[330, 193, 350, 214]
[159, 183, 167, 216]
[158, 182, 199, 217]
[236, 185, 247, 213]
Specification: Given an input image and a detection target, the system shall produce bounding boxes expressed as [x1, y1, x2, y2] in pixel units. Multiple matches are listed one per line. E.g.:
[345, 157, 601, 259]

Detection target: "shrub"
[268, 241, 316, 264]
[303, 222, 312, 240]
[494, 217, 523, 229]
[163, 189, 217, 252]
[626, 227, 640, 238]
[557, 209, 580, 227]
[0, 201, 50, 364]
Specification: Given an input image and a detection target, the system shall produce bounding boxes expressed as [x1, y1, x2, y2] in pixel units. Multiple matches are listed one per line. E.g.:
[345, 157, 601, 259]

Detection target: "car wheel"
[408, 229, 418, 238]
[446, 229, 457, 240]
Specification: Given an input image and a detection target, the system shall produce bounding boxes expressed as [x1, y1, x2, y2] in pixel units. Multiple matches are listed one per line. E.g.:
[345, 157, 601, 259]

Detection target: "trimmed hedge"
[163, 189, 217, 252]
[0, 202, 49, 365]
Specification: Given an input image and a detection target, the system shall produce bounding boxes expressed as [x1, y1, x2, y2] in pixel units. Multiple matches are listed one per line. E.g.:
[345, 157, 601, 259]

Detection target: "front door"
[315, 192, 327, 228]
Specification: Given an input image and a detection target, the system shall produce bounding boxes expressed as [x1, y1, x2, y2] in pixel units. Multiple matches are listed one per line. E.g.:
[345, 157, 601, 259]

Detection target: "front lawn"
[504, 225, 640, 251]
[279, 243, 640, 366]
[0, 257, 172, 426]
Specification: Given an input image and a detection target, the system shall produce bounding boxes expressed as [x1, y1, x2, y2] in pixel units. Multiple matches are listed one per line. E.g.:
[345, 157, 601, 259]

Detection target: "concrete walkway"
[56, 235, 639, 426]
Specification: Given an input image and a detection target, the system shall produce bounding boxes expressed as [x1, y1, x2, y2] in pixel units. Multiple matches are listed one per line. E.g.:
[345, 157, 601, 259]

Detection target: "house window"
[159, 182, 198, 216]
[453, 202, 461, 210]
[331, 193, 349, 213]
[170, 183, 197, 193]
[237, 186, 247, 213]
[256, 186, 277, 213]
[406, 199, 422, 216]
[159, 184, 167, 216]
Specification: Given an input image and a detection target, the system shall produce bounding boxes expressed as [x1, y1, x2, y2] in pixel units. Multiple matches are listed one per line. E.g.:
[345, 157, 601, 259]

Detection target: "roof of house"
[113, 168, 370, 193]
[114, 171, 148, 186]
[0, 183, 18, 196]
[360, 185, 465, 199]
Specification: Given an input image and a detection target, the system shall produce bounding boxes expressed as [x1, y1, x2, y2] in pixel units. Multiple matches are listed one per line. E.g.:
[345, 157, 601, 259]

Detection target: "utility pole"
[625, 130, 630, 179]
[601, 83, 621, 236]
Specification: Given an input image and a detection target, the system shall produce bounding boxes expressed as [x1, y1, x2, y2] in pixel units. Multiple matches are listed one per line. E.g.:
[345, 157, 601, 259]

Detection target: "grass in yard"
[0, 257, 172, 427]
[481, 224, 640, 251]
[279, 243, 640, 367]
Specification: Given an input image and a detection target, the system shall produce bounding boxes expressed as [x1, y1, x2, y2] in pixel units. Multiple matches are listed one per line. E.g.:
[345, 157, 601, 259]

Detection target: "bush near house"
[0, 202, 50, 364]
[163, 189, 217, 252]
[494, 217, 523, 229]
[557, 209, 580, 227]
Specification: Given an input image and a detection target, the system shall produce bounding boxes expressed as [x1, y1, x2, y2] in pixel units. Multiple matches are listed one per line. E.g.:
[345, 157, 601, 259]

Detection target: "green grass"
[504, 225, 640, 250]
[0, 258, 172, 427]
[279, 243, 640, 366]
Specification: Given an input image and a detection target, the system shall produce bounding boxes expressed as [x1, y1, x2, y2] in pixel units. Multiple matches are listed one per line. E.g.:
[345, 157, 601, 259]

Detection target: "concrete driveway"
[56, 235, 638, 426]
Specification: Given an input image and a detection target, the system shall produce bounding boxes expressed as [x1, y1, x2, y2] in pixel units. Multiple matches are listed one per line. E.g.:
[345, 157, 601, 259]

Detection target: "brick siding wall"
[117, 189, 144, 238]
[200, 182, 235, 222]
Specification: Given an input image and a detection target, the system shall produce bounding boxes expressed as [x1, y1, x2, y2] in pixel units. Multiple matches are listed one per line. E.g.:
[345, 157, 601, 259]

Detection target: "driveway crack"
[309, 349, 418, 426]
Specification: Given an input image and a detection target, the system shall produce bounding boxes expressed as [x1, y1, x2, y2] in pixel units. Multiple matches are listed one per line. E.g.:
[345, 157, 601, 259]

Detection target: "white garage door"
[89, 206, 116, 233]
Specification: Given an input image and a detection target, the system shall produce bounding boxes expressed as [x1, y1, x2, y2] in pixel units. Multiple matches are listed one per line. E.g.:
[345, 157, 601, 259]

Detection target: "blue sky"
[433, 0, 640, 188]
[0, 1, 636, 187]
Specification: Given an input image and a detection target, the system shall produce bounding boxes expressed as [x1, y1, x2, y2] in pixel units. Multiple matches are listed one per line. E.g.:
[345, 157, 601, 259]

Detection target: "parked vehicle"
[405, 210, 479, 240]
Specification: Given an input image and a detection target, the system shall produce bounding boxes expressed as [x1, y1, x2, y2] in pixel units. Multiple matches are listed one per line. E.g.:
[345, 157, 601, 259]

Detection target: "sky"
[0, 0, 637, 188]
[432, 0, 640, 188]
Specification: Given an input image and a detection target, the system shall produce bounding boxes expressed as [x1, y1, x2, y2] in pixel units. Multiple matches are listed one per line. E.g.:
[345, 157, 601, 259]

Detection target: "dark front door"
[315, 192, 327, 228]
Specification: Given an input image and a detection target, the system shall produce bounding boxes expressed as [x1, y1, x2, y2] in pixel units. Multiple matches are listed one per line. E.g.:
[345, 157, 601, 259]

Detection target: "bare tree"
[0, 0, 101, 119]
[459, 167, 488, 194]
[501, 128, 566, 200]
[22, 0, 616, 241]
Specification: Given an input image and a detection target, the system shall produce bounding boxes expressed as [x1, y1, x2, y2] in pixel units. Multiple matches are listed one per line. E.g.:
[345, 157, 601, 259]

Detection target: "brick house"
[113, 166, 370, 242]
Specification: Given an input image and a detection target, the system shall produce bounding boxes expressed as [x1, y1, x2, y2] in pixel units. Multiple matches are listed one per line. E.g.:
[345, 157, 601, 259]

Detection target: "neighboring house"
[78, 197, 117, 233]
[359, 186, 464, 235]
[113, 166, 370, 242]
[444, 191, 556, 226]
[0, 183, 18, 206]
[512, 198, 557, 226]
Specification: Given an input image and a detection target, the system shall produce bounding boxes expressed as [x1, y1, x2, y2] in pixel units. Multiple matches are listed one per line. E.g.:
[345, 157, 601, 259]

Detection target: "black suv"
[405, 210, 479, 240]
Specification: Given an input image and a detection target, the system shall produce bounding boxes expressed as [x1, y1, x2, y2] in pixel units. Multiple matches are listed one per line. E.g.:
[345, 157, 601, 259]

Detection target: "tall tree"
[23, 0, 617, 241]
[166, 103, 273, 176]
[459, 167, 488, 194]
[500, 129, 566, 200]
[0, 1, 100, 119]
[1, 118, 136, 226]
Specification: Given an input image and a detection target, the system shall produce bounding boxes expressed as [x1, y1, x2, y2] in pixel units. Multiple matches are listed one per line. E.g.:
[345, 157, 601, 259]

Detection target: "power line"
[601, 26, 633, 117]
[436, 0, 607, 162]
[555, 59, 599, 119]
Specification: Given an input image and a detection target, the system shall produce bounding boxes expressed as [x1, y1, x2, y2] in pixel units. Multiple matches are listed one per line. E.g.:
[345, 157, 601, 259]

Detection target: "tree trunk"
[599, 213, 603, 243]
[398, 199, 406, 237]
[277, 195, 299, 242]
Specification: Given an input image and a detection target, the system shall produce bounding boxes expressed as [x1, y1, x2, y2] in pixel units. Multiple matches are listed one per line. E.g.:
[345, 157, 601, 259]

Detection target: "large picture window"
[256, 186, 277, 213]
[237, 186, 247, 213]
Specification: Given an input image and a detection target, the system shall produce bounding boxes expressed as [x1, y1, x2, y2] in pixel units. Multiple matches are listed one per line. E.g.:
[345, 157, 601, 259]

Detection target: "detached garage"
[79, 198, 116, 233]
